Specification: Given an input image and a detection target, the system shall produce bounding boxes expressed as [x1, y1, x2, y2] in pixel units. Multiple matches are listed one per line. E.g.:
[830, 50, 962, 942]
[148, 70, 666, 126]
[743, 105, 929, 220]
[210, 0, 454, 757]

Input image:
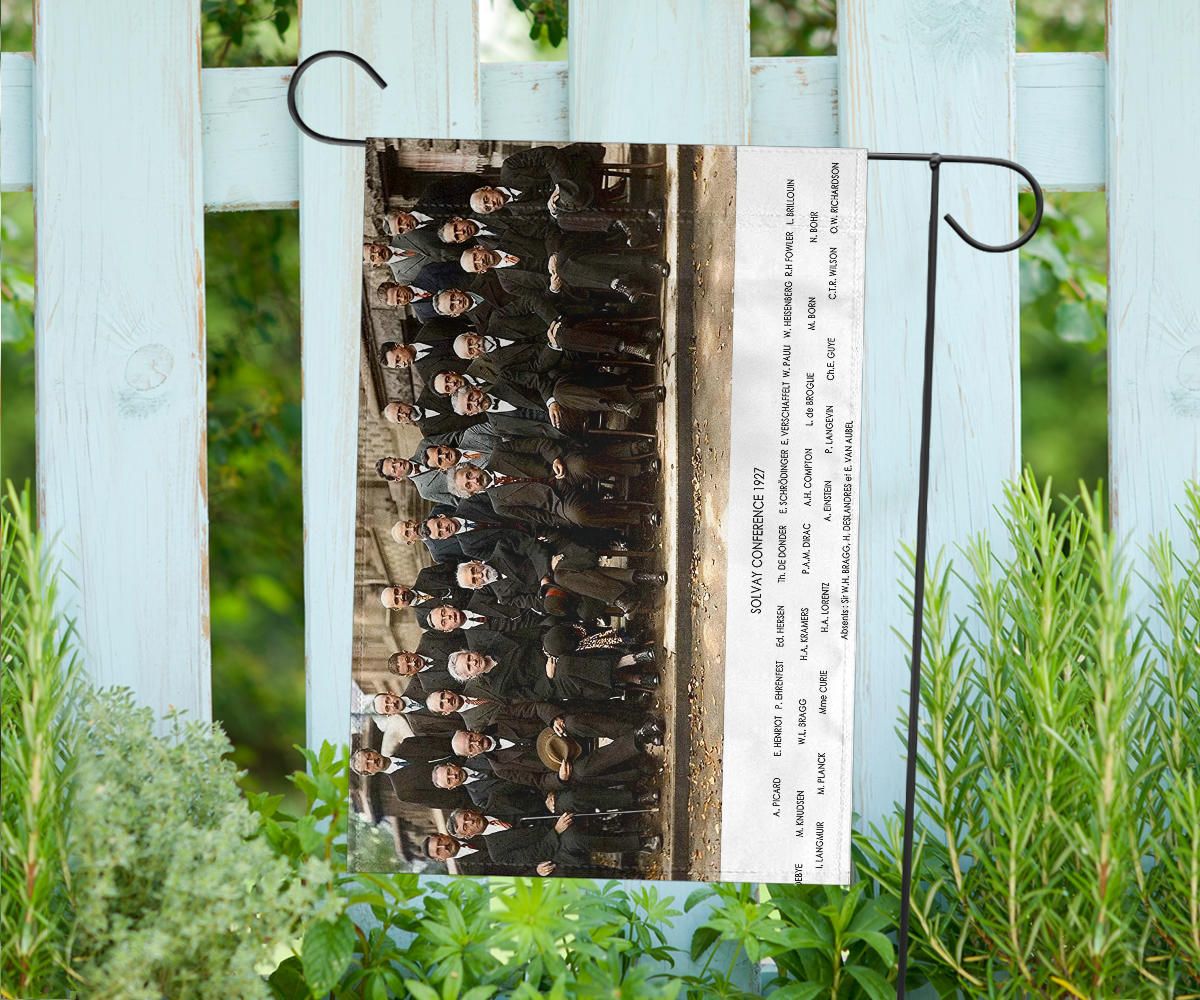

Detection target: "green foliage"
[68, 690, 339, 999]
[510, 0, 568, 49]
[682, 879, 921, 999]
[202, 0, 297, 66]
[0, 485, 81, 998]
[203, 210, 306, 794]
[854, 474, 1200, 997]
[250, 744, 689, 998]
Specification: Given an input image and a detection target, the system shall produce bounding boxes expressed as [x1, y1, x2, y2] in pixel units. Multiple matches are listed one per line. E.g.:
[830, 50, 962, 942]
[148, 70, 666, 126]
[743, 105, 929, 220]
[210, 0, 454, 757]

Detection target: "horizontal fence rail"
[2, 51, 1107, 205]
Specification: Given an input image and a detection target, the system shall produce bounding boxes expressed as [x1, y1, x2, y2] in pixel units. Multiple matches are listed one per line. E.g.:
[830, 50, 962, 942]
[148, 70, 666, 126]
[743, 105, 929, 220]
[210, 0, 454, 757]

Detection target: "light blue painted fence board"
[1107, 2, 1200, 563]
[33, 1, 210, 720]
[567, 0, 758, 987]
[298, 0, 481, 755]
[569, 0, 750, 145]
[839, 0, 1021, 828]
[2, 54, 1109, 203]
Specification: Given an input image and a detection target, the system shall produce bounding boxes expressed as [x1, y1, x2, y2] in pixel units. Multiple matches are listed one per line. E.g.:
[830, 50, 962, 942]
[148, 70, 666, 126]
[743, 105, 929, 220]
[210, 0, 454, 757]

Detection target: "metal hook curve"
[938, 153, 1044, 253]
[287, 49, 388, 148]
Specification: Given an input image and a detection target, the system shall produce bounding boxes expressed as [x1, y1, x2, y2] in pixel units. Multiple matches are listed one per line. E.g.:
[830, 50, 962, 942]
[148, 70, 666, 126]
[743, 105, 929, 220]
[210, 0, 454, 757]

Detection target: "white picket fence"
[2, 0, 1198, 889]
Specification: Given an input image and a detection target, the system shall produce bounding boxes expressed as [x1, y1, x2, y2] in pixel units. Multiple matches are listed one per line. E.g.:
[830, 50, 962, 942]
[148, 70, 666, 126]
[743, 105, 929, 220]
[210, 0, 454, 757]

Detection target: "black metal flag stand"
[289, 51, 1046, 1000]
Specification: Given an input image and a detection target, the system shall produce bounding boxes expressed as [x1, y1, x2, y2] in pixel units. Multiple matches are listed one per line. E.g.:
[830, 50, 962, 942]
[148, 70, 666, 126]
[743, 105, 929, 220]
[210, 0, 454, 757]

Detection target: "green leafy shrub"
[261, 747, 691, 998]
[682, 879, 921, 999]
[855, 475, 1200, 997]
[68, 690, 340, 999]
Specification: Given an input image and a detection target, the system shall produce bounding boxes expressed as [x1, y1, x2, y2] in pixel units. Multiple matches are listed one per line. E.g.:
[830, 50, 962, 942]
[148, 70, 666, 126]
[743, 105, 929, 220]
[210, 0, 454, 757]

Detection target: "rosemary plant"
[857, 475, 1200, 998]
[1, 485, 81, 997]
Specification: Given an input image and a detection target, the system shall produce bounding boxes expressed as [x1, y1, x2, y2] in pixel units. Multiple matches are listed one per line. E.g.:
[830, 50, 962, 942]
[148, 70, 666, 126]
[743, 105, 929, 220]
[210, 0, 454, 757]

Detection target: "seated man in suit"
[468, 293, 660, 364]
[457, 536, 667, 618]
[396, 505, 534, 563]
[434, 728, 658, 801]
[459, 242, 553, 298]
[548, 247, 670, 303]
[447, 464, 661, 532]
[450, 377, 664, 430]
[372, 278, 437, 309]
[427, 437, 657, 485]
[450, 639, 655, 702]
[418, 600, 547, 638]
[499, 143, 606, 205]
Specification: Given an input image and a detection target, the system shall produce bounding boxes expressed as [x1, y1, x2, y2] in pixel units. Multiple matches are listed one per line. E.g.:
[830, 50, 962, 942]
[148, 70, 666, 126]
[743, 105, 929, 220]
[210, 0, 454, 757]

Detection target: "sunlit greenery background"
[1, 0, 1107, 796]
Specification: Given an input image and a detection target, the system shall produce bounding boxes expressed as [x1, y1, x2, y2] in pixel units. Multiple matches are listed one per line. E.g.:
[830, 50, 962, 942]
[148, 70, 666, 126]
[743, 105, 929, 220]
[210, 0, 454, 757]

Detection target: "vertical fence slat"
[568, 0, 749, 144]
[567, 0, 755, 980]
[1108, 2, 1200, 560]
[34, 1, 210, 718]
[839, 0, 1020, 826]
[299, 1, 480, 752]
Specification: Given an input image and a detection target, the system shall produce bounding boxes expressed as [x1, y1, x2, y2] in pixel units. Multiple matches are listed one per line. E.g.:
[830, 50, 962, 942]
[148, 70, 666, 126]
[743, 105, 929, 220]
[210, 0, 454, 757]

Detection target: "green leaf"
[684, 885, 713, 912]
[267, 956, 310, 1000]
[528, 21, 541, 40]
[547, 21, 563, 46]
[845, 928, 895, 968]
[846, 964, 895, 1000]
[301, 915, 356, 996]
[1054, 300, 1098, 344]
[274, 9, 290, 36]
[690, 923, 722, 961]
[404, 982, 441, 1000]
[767, 984, 826, 1000]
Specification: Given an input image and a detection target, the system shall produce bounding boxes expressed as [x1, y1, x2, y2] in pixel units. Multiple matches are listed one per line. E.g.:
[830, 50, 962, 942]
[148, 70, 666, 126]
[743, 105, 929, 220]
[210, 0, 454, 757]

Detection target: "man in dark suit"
[473, 292, 660, 362]
[426, 813, 651, 876]
[389, 220, 464, 263]
[418, 600, 546, 637]
[550, 248, 670, 302]
[391, 513, 468, 564]
[377, 570, 467, 612]
[452, 377, 665, 428]
[429, 438, 655, 486]
[447, 467, 661, 532]
[379, 399, 485, 440]
[387, 733, 456, 764]
[413, 173, 488, 218]
[386, 644, 459, 694]
[499, 143, 606, 204]
[412, 287, 491, 326]
[459, 535, 665, 614]
[376, 455, 455, 507]
[386, 761, 472, 812]
[460, 243, 553, 298]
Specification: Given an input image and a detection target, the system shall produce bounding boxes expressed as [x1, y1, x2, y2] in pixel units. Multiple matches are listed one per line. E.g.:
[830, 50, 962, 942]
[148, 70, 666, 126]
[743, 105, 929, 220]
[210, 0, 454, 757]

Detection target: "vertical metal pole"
[895, 154, 941, 999]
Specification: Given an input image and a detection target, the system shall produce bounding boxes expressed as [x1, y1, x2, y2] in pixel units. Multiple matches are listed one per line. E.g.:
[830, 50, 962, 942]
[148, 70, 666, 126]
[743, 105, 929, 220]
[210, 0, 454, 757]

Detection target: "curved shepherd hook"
[287, 49, 388, 148]
[865, 150, 1043, 1000]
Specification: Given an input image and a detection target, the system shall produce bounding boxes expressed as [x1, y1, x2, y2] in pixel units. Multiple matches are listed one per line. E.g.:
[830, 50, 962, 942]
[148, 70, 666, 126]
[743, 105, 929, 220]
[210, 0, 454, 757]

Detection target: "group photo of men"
[349, 139, 692, 878]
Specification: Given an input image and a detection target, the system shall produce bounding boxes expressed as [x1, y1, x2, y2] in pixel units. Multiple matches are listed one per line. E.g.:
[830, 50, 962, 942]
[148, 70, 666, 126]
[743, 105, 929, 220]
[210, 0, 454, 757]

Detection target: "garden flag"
[349, 139, 867, 884]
